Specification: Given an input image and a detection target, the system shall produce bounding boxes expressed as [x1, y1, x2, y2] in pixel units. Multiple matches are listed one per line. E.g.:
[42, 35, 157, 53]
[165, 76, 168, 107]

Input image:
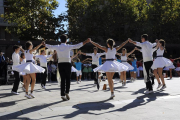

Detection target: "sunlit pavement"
[0, 77, 180, 120]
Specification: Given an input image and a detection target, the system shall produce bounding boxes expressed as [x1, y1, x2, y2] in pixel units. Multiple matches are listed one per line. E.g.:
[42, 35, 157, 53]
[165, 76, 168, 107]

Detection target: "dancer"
[90, 39, 129, 99]
[129, 54, 138, 81]
[175, 60, 180, 76]
[11, 45, 24, 95]
[116, 48, 136, 86]
[163, 55, 180, 79]
[35, 50, 56, 89]
[129, 34, 157, 94]
[137, 60, 143, 78]
[151, 39, 173, 90]
[80, 47, 106, 90]
[45, 34, 90, 101]
[13, 41, 45, 99]
[116, 56, 122, 81]
[20, 53, 26, 92]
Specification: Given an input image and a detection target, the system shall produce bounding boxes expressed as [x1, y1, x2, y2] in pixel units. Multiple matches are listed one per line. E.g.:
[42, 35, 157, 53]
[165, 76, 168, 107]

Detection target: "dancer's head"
[26, 41, 33, 50]
[141, 34, 148, 42]
[107, 39, 115, 50]
[20, 53, 25, 59]
[41, 50, 45, 55]
[60, 34, 68, 43]
[131, 54, 136, 59]
[122, 48, 127, 54]
[93, 47, 98, 54]
[170, 55, 172, 59]
[158, 39, 165, 48]
[13, 45, 20, 53]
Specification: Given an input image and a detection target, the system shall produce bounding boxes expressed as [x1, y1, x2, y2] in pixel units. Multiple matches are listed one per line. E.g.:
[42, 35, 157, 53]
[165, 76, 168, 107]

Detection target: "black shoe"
[97, 82, 100, 90]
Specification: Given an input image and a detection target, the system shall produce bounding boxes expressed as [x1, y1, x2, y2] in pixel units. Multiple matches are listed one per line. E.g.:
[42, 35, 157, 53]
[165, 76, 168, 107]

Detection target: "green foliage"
[67, 0, 180, 43]
[3, 0, 64, 41]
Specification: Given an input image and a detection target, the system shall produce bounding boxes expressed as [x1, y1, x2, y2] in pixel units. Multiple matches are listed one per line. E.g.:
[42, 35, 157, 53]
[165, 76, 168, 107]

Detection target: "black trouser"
[144, 61, 154, 91]
[92, 64, 98, 83]
[12, 71, 20, 92]
[41, 67, 47, 86]
[58, 63, 71, 96]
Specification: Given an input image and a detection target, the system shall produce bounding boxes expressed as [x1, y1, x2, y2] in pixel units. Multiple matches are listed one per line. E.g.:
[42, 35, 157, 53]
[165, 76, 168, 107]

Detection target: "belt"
[26, 60, 33, 62]
[105, 59, 114, 61]
[155, 55, 163, 59]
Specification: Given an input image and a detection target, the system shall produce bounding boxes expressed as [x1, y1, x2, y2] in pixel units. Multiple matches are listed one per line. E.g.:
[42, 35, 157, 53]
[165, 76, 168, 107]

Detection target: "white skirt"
[163, 64, 175, 70]
[93, 60, 128, 72]
[121, 62, 134, 71]
[139, 66, 143, 71]
[71, 66, 78, 72]
[175, 67, 180, 71]
[20, 72, 26, 76]
[151, 57, 173, 70]
[12, 63, 45, 74]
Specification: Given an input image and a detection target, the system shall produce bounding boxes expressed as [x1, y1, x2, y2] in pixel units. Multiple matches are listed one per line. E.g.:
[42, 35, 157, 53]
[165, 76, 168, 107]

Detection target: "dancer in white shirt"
[90, 39, 129, 99]
[45, 34, 90, 101]
[116, 47, 136, 86]
[80, 47, 106, 90]
[35, 50, 56, 89]
[129, 34, 158, 94]
[151, 39, 173, 90]
[13, 41, 45, 99]
[11, 45, 24, 95]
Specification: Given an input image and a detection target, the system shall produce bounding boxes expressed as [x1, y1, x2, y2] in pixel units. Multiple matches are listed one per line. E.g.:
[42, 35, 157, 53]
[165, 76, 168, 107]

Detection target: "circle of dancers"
[10, 34, 180, 100]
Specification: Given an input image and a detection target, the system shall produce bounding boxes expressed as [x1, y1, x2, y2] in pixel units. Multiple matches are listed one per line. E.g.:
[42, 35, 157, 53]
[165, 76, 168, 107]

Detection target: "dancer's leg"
[106, 72, 114, 93]
[29, 73, 36, 92]
[169, 69, 172, 79]
[154, 69, 161, 84]
[158, 68, 165, 85]
[123, 71, 126, 82]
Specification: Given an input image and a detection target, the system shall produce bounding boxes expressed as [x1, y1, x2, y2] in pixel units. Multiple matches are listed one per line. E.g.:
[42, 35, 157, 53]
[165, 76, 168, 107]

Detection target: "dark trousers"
[144, 61, 154, 91]
[41, 67, 47, 86]
[92, 64, 98, 83]
[58, 63, 71, 96]
[12, 71, 20, 92]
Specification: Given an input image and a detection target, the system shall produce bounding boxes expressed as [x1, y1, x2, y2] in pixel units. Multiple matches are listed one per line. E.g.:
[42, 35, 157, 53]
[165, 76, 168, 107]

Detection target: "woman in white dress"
[13, 41, 45, 99]
[116, 48, 136, 86]
[20, 53, 26, 92]
[151, 39, 173, 90]
[90, 39, 129, 99]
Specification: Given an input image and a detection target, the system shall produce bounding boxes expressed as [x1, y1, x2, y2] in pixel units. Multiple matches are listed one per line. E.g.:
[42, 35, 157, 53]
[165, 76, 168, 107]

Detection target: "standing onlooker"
[0, 51, 5, 77]
[48, 62, 52, 82]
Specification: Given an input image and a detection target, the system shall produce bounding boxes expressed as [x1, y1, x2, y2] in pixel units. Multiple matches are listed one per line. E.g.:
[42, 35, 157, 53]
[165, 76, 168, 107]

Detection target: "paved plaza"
[0, 77, 180, 120]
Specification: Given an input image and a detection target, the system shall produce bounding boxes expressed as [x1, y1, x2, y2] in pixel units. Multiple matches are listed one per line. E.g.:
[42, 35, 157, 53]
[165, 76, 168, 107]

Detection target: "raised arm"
[80, 51, 87, 56]
[116, 53, 122, 56]
[174, 57, 180, 60]
[127, 47, 137, 57]
[128, 38, 138, 45]
[82, 58, 90, 63]
[29, 41, 44, 54]
[71, 51, 80, 59]
[90, 41, 107, 52]
[116, 40, 128, 51]
[20, 46, 25, 53]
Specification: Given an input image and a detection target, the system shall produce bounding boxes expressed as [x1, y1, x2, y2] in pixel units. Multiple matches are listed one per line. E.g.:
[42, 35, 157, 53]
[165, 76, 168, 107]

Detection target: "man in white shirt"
[35, 50, 56, 89]
[45, 34, 90, 101]
[80, 47, 105, 90]
[129, 34, 157, 94]
[11, 45, 23, 95]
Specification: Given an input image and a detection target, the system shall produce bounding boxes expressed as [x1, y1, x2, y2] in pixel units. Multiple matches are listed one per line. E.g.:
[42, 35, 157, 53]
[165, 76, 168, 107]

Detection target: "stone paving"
[0, 77, 180, 120]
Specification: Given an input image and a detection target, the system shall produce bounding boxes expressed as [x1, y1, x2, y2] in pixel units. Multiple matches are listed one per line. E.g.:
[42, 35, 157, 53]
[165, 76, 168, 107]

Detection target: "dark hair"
[26, 41, 32, 49]
[170, 55, 172, 59]
[107, 38, 115, 50]
[13, 45, 20, 51]
[41, 50, 45, 54]
[141, 34, 148, 40]
[159, 39, 165, 48]
[20, 53, 25, 58]
[93, 47, 98, 51]
[122, 48, 127, 53]
[60, 34, 68, 43]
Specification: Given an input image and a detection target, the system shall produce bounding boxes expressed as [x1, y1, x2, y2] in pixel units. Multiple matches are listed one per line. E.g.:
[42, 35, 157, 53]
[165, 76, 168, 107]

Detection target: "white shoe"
[157, 83, 162, 89]
[144, 90, 153, 94]
[79, 80, 81, 82]
[77, 81, 79, 84]
[119, 80, 122, 83]
[25, 94, 32, 99]
[65, 94, 70, 100]
[29, 93, 35, 98]
[11, 91, 19, 95]
[160, 85, 166, 90]
[61, 96, 68, 101]
[41, 85, 46, 89]
[109, 94, 115, 99]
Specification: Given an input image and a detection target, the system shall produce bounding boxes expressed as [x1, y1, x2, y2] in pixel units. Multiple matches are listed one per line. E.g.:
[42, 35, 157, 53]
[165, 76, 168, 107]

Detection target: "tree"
[2, 0, 61, 40]
[67, 0, 147, 43]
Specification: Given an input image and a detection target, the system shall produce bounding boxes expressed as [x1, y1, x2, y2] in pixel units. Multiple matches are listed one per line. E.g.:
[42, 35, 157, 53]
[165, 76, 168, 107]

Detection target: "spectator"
[0, 51, 5, 77]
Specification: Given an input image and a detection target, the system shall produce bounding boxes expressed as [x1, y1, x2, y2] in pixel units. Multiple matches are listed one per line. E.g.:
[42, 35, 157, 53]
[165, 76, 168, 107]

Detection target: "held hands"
[41, 41, 46, 46]
[128, 38, 133, 43]
[135, 47, 138, 50]
[155, 39, 159, 43]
